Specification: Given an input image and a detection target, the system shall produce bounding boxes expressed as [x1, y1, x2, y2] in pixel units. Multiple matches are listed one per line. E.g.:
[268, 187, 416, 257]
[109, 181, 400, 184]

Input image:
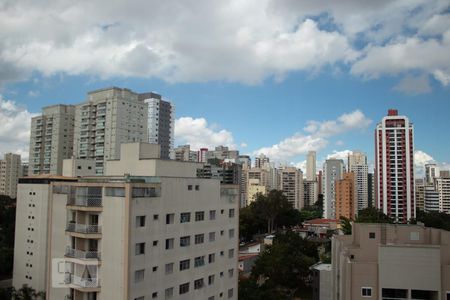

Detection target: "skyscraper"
[28, 104, 75, 175]
[254, 154, 269, 169]
[425, 163, 440, 184]
[139, 92, 175, 159]
[335, 172, 355, 220]
[73, 87, 148, 175]
[279, 166, 304, 210]
[348, 151, 369, 213]
[375, 109, 415, 223]
[306, 151, 316, 181]
[323, 159, 345, 219]
[0, 153, 21, 198]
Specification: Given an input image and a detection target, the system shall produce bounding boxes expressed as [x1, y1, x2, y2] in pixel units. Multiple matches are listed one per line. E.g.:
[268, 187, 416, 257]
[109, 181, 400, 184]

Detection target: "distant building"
[21, 163, 29, 178]
[246, 168, 270, 205]
[29, 104, 75, 175]
[367, 173, 374, 207]
[279, 166, 304, 210]
[375, 109, 415, 223]
[205, 146, 239, 161]
[254, 154, 270, 169]
[424, 184, 439, 212]
[306, 151, 317, 181]
[311, 263, 332, 300]
[436, 176, 450, 213]
[323, 159, 345, 219]
[335, 172, 356, 220]
[348, 151, 368, 213]
[0, 153, 21, 198]
[304, 180, 318, 207]
[332, 223, 450, 300]
[425, 163, 440, 184]
[174, 145, 198, 162]
[415, 178, 425, 211]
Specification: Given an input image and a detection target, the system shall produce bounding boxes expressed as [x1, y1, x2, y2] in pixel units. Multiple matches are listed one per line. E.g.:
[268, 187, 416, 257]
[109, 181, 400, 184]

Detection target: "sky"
[1, 0, 450, 176]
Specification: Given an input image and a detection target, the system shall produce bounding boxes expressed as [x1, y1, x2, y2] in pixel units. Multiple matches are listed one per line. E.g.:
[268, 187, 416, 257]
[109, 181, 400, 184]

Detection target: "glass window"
[166, 238, 174, 250]
[136, 216, 145, 228]
[195, 211, 205, 221]
[208, 275, 215, 285]
[229, 209, 235, 218]
[165, 287, 173, 299]
[228, 249, 234, 258]
[362, 287, 372, 297]
[194, 278, 204, 290]
[179, 282, 189, 294]
[135, 269, 145, 283]
[132, 187, 159, 197]
[180, 212, 191, 223]
[180, 236, 190, 247]
[135, 243, 145, 255]
[228, 288, 234, 298]
[194, 256, 205, 267]
[165, 263, 174, 275]
[369, 232, 376, 239]
[209, 210, 216, 220]
[166, 213, 174, 224]
[179, 259, 190, 271]
[195, 234, 204, 244]
[105, 187, 125, 197]
[229, 229, 235, 238]
[209, 232, 216, 242]
[208, 253, 215, 263]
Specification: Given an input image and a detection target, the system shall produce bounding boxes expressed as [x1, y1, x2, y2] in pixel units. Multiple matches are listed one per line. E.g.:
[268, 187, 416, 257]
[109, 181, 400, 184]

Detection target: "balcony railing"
[67, 195, 102, 207]
[65, 273, 100, 288]
[66, 223, 101, 234]
[65, 246, 101, 259]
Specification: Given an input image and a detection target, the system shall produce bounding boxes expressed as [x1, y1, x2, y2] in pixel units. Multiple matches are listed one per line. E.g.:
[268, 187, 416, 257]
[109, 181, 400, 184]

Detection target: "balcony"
[66, 222, 101, 234]
[65, 246, 101, 260]
[65, 273, 100, 288]
[67, 195, 102, 207]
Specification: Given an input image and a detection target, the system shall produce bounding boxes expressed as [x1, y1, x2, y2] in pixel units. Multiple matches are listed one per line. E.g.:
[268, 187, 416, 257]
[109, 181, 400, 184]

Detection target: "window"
[180, 236, 190, 247]
[362, 287, 372, 297]
[208, 275, 215, 285]
[165, 287, 173, 299]
[195, 185, 200, 191]
[220, 272, 224, 278]
[228, 288, 234, 298]
[152, 266, 158, 272]
[135, 297, 145, 300]
[165, 263, 174, 275]
[228, 249, 234, 258]
[153, 214, 159, 220]
[179, 282, 189, 294]
[195, 234, 204, 244]
[369, 232, 376, 239]
[220, 230, 224, 236]
[152, 292, 157, 299]
[229, 229, 235, 238]
[209, 210, 216, 220]
[194, 256, 205, 267]
[180, 212, 191, 223]
[135, 269, 145, 283]
[194, 278, 204, 290]
[165, 238, 174, 249]
[228, 268, 234, 278]
[153, 240, 158, 246]
[208, 253, 215, 263]
[208, 297, 214, 300]
[132, 187, 158, 197]
[135, 243, 145, 255]
[179, 259, 190, 271]
[166, 213, 174, 224]
[195, 211, 205, 221]
[209, 232, 216, 242]
[220, 251, 224, 257]
[229, 209, 235, 218]
[188, 185, 193, 190]
[104, 187, 125, 197]
[221, 209, 224, 214]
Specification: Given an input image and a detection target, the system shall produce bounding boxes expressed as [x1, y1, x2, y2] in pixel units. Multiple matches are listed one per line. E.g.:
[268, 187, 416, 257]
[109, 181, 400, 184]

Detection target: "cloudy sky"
[1, 0, 449, 174]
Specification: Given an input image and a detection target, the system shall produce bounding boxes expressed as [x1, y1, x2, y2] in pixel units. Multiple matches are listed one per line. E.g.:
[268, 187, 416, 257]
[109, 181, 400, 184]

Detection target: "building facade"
[13, 143, 239, 300]
[335, 172, 356, 220]
[139, 92, 174, 159]
[279, 166, 304, 210]
[306, 151, 317, 181]
[332, 223, 450, 300]
[304, 180, 318, 207]
[375, 109, 415, 223]
[29, 104, 75, 175]
[436, 176, 450, 214]
[0, 153, 22, 198]
[323, 159, 345, 219]
[73, 87, 148, 175]
[348, 151, 369, 213]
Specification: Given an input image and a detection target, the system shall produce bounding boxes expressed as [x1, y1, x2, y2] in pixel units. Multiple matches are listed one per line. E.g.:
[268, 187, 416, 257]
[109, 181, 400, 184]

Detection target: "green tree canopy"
[356, 207, 393, 224]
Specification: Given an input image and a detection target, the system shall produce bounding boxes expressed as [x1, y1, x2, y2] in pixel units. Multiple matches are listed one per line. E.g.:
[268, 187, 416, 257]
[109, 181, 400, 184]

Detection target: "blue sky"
[0, 0, 449, 174]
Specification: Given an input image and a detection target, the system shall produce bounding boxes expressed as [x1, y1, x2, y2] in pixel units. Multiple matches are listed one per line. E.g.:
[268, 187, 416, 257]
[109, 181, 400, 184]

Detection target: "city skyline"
[1, 0, 450, 176]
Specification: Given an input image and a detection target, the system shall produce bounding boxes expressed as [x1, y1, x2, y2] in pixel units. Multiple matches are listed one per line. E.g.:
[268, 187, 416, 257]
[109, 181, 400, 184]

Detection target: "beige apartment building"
[73, 87, 148, 175]
[332, 223, 450, 300]
[13, 143, 239, 300]
[279, 166, 304, 210]
[0, 153, 21, 198]
[29, 104, 75, 175]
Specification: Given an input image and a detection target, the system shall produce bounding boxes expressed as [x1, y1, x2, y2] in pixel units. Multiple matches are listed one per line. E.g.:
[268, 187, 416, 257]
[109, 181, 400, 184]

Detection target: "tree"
[252, 190, 293, 233]
[340, 216, 352, 235]
[0, 285, 45, 300]
[356, 207, 393, 224]
[0, 195, 16, 280]
[251, 231, 319, 298]
[416, 210, 450, 231]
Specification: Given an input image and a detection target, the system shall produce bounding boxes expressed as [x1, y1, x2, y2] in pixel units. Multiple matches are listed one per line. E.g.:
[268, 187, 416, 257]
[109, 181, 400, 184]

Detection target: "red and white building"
[375, 109, 415, 223]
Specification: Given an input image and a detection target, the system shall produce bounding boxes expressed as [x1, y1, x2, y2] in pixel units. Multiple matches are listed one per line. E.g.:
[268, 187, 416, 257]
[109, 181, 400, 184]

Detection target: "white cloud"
[254, 110, 371, 161]
[327, 150, 352, 161]
[0, 95, 37, 161]
[174, 117, 235, 150]
[393, 74, 432, 95]
[1, 0, 449, 87]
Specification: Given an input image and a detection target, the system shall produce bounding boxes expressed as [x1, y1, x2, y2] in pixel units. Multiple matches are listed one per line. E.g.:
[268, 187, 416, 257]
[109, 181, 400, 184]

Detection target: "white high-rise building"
[0, 153, 21, 198]
[254, 154, 269, 169]
[73, 87, 148, 175]
[29, 104, 75, 175]
[375, 109, 415, 223]
[348, 151, 369, 213]
[306, 151, 316, 181]
[279, 166, 304, 210]
[13, 143, 239, 300]
[436, 176, 450, 214]
[425, 163, 440, 184]
[139, 92, 175, 159]
[323, 159, 345, 219]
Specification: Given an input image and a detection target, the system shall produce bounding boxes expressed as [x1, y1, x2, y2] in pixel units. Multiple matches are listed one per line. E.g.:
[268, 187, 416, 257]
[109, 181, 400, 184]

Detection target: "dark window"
[369, 232, 376, 239]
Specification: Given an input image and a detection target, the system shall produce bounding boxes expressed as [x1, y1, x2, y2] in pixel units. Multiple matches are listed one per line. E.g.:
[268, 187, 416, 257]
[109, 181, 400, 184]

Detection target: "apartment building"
[335, 172, 355, 220]
[323, 159, 345, 219]
[29, 104, 75, 175]
[73, 87, 148, 175]
[174, 145, 198, 162]
[139, 92, 175, 159]
[375, 109, 415, 223]
[436, 176, 450, 213]
[0, 153, 21, 198]
[348, 151, 369, 213]
[415, 179, 425, 211]
[279, 166, 304, 210]
[332, 223, 450, 300]
[13, 143, 239, 300]
[205, 146, 239, 162]
[304, 180, 318, 207]
[306, 151, 317, 181]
